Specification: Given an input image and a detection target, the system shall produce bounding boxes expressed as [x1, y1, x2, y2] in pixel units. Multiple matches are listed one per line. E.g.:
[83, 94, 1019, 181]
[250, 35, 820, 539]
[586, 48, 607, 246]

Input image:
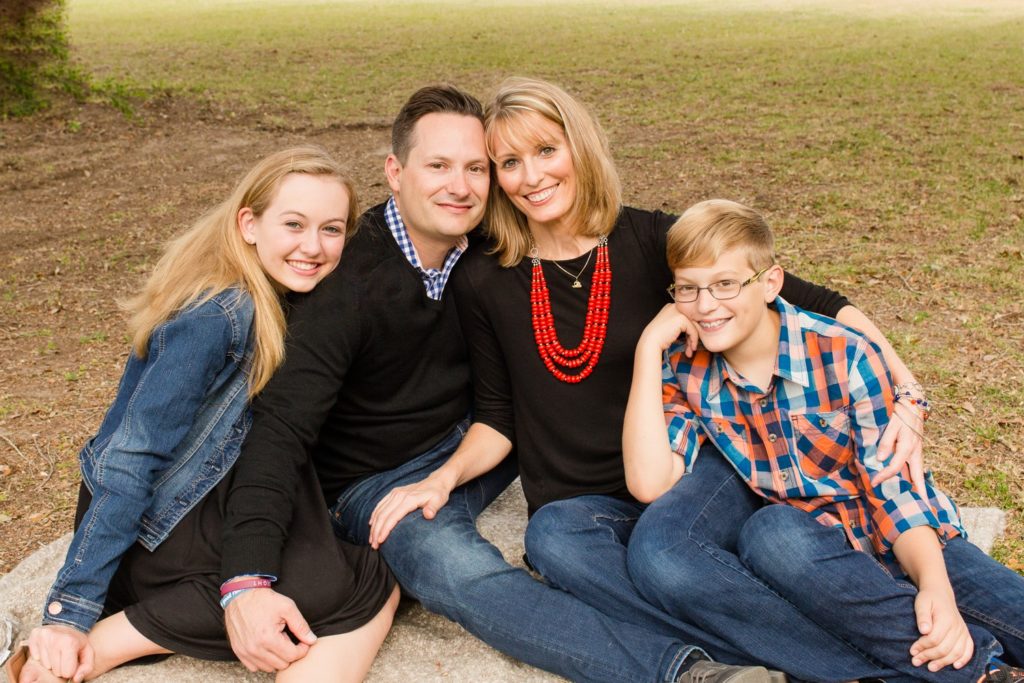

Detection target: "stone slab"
[0, 480, 1007, 682]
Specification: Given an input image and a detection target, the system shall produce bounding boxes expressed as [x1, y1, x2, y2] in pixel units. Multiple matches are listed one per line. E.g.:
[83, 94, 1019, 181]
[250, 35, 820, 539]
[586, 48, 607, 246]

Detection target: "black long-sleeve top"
[451, 206, 850, 515]
[221, 203, 472, 578]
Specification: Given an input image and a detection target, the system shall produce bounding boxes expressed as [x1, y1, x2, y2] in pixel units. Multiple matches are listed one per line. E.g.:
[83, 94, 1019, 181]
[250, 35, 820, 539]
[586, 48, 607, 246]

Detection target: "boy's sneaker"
[982, 665, 1024, 683]
[679, 660, 788, 683]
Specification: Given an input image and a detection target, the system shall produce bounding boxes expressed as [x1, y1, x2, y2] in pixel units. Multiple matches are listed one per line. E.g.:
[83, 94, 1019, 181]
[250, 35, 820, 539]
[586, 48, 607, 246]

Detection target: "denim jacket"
[42, 288, 255, 632]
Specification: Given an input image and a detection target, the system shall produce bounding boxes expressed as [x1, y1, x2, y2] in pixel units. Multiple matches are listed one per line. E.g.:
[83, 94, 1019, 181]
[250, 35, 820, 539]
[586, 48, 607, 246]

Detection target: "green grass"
[59, 0, 1024, 562]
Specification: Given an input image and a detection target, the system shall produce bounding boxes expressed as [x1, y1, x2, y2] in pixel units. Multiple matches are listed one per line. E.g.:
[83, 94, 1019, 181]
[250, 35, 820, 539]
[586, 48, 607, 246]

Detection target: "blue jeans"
[627, 446, 1023, 682]
[740, 505, 1024, 680]
[329, 420, 696, 683]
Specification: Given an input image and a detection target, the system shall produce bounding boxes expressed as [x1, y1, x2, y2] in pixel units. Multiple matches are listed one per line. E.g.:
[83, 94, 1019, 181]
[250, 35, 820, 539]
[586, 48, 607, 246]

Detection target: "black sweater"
[221, 203, 472, 578]
[452, 206, 850, 515]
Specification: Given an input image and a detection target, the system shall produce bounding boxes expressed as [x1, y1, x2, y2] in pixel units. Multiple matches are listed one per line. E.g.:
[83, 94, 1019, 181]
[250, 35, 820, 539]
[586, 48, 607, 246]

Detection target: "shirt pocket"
[790, 409, 854, 479]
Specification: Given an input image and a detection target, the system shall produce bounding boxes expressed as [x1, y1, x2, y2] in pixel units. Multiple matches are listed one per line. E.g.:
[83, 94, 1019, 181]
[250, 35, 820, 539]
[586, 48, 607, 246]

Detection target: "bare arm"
[623, 304, 695, 503]
[836, 305, 915, 385]
[892, 527, 973, 672]
[368, 422, 512, 548]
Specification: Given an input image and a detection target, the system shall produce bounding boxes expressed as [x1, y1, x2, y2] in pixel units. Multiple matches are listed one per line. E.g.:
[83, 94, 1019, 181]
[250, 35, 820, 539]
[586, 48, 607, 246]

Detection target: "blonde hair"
[124, 145, 358, 396]
[667, 199, 775, 271]
[484, 77, 622, 267]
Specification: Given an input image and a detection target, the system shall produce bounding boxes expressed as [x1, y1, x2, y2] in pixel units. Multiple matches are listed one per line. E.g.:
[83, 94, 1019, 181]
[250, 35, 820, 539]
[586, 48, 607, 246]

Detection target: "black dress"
[76, 455, 396, 661]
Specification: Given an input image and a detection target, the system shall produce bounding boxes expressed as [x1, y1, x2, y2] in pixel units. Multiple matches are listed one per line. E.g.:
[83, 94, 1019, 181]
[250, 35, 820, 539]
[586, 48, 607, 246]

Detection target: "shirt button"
[780, 472, 789, 481]
[715, 424, 723, 434]
[818, 418, 828, 428]
[47, 601, 63, 616]
[767, 433, 777, 443]
[759, 399, 768, 407]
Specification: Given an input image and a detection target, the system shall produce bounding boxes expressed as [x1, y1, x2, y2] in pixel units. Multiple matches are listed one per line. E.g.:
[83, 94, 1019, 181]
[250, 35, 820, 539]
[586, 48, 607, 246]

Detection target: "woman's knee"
[523, 498, 595, 573]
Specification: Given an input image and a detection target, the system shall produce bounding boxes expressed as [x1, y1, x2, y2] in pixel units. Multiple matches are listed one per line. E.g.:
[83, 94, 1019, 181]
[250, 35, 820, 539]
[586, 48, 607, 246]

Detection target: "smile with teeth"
[287, 260, 320, 272]
[525, 185, 557, 203]
[697, 318, 730, 331]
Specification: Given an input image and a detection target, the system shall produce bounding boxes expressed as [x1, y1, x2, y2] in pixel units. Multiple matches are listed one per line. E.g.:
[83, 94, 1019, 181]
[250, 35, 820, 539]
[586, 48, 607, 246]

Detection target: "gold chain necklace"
[544, 247, 595, 289]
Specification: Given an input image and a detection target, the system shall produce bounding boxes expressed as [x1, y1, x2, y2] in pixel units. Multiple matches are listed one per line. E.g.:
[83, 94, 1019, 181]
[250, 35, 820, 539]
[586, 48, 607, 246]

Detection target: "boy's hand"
[27, 623, 94, 682]
[640, 304, 699, 356]
[910, 584, 973, 672]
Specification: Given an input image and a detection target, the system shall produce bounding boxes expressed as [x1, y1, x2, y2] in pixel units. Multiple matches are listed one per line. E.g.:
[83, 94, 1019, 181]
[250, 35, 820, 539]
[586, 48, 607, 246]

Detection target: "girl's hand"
[640, 304, 699, 356]
[909, 585, 973, 672]
[27, 624, 94, 682]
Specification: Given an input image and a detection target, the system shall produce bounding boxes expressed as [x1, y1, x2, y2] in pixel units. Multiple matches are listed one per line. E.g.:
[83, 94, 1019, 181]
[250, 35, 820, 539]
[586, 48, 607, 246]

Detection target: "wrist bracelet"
[895, 393, 931, 421]
[220, 577, 272, 596]
[220, 589, 250, 609]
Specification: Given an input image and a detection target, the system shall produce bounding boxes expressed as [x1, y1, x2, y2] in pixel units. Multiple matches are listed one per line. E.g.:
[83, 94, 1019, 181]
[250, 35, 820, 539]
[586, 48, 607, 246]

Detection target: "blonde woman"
[13, 146, 398, 683]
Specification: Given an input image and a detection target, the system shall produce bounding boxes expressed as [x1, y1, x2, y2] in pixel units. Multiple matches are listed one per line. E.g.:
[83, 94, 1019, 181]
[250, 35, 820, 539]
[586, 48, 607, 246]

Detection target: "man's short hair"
[667, 199, 776, 271]
[391, 85, 484, 163]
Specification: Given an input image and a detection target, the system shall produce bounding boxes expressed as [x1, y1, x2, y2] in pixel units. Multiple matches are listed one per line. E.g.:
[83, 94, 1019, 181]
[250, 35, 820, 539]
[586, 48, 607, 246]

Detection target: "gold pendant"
[572, 280, 582, 288]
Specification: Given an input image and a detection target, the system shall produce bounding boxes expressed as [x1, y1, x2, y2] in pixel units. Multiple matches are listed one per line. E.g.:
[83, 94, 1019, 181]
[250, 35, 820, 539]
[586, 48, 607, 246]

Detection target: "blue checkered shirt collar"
[384, 196, 468, 300]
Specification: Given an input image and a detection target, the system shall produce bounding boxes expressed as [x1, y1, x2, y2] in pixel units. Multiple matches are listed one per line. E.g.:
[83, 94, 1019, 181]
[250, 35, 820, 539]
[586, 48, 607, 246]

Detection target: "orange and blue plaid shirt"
[663, 297, 963, 566]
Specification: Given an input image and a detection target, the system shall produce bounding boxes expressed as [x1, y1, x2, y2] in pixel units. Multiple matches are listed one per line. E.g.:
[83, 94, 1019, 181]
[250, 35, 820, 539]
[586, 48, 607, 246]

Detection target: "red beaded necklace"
[529, 235, 611, 383]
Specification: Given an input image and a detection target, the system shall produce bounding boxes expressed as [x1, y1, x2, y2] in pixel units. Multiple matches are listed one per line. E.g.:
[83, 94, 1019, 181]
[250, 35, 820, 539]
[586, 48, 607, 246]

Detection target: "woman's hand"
[639, 304, 699, 357]
[872, 398, 927, 495]
[27, 624, 94, 683]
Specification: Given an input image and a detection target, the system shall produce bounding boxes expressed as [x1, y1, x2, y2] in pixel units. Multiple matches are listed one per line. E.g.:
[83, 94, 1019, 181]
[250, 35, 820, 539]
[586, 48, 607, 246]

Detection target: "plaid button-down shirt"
[663, 297, 963, 566]
[384, 196, 468, 301]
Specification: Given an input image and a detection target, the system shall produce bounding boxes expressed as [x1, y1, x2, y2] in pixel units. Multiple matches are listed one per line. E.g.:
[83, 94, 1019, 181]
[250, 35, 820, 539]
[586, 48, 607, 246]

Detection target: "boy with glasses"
[622, 199, 1024, 683]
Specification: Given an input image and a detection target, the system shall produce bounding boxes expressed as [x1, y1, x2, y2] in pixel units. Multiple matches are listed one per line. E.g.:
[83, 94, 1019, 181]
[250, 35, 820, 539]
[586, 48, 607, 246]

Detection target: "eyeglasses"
[667, 266, 772, 303]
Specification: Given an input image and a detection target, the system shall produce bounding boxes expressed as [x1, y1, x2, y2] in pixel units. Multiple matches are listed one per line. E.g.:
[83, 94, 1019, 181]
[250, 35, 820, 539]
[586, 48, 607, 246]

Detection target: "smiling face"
[385, 112, 489, 263]
[238, 172, 350, 293]
[673, 249, 783, 358]
[491, 113, 578, 233]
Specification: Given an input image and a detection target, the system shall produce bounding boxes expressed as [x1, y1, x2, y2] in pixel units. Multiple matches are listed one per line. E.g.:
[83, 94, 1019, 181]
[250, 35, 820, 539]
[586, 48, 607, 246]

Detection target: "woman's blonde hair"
[484, 77, 622, 267]
[124, 145, 358, 396]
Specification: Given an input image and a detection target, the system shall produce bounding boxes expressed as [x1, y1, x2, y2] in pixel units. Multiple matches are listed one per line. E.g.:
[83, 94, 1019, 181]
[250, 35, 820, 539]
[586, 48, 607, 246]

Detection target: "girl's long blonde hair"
[484, 77, 622, 267]
[123, 145, 358, 396]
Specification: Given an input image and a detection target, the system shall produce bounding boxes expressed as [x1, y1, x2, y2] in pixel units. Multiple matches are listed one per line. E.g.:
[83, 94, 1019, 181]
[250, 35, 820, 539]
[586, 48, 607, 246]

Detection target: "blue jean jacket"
[42, 289, 255, 632]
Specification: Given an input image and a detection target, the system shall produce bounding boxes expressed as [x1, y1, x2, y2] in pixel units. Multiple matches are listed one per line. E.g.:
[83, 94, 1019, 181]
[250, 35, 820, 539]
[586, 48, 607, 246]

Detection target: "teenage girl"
[13, 146, 398, 683]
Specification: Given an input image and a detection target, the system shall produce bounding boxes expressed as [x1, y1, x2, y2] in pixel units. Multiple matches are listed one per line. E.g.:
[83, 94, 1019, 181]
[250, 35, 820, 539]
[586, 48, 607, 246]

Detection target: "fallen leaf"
[962, 402, 976, 414]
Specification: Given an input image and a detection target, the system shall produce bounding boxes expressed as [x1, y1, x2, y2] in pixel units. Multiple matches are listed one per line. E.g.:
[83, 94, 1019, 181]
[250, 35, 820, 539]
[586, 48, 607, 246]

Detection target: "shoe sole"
[722, 667, 787, 683]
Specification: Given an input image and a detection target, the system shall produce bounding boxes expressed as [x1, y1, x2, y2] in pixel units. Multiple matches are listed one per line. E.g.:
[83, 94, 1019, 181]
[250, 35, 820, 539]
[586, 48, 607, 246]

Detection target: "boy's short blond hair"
[667, 199, 775, 271]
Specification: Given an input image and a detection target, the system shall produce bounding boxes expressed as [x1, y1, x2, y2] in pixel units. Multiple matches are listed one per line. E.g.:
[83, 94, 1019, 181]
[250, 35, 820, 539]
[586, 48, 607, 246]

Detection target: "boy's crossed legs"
[626, 444, 1020, 682]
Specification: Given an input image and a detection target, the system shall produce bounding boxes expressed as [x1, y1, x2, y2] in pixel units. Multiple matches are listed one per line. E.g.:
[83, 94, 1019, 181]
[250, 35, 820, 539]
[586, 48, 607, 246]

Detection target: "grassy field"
[3, 0, 1021, 567]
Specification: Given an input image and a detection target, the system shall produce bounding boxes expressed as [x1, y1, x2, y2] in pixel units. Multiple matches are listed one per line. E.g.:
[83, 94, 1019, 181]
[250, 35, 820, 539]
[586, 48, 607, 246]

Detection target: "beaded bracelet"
[894, 393, 931, 422]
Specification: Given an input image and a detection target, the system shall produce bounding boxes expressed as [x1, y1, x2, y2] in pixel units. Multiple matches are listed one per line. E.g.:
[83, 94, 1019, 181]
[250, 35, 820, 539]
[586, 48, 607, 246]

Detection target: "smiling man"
[215, 86, 744, 683]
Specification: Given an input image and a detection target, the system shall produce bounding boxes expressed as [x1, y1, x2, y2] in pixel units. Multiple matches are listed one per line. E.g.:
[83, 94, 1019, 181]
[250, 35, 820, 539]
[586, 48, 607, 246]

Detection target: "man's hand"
[369, 474, 454, 549]
[224, 588, 316, 672]
[27, 624, 94, 683]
